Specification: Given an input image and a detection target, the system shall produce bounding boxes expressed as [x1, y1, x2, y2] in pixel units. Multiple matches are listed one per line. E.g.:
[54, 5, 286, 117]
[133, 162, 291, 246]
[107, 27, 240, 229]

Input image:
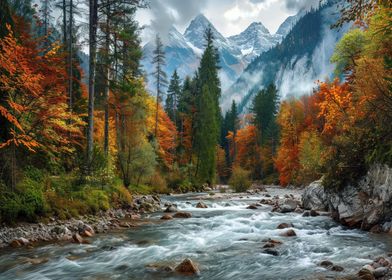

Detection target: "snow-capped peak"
[228, 21, 281, 62]
[184, 13, 228, 50]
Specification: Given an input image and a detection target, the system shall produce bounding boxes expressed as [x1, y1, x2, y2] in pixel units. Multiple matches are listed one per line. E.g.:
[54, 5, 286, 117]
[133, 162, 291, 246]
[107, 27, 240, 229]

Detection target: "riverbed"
[1, 187, 391, 279]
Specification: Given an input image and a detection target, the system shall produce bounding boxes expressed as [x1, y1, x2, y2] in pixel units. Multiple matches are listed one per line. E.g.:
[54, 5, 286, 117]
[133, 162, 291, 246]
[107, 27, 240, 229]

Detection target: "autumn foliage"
[0, 23, 83, 155]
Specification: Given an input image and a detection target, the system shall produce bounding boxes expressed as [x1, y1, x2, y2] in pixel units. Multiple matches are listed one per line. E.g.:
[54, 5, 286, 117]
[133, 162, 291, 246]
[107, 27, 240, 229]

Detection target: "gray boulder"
[302, 180, 327, 211]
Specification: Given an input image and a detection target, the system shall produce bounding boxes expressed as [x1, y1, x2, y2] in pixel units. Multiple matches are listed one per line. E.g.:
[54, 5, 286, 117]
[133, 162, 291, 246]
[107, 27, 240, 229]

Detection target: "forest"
[0, 0, 391, 227]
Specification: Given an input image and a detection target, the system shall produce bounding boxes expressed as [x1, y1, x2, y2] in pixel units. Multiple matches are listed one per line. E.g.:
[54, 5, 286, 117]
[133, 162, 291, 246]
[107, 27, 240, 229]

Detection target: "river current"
[1, 187, 391, 280]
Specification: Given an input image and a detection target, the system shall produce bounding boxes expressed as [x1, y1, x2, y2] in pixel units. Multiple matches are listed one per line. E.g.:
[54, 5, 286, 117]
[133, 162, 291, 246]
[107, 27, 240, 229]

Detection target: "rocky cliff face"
[302, 164, 392, 232]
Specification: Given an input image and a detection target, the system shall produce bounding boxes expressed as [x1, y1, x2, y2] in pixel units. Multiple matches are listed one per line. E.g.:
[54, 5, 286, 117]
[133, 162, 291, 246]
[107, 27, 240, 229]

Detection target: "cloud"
[283, 0, 320, 12]
[144, 0, 208, 43]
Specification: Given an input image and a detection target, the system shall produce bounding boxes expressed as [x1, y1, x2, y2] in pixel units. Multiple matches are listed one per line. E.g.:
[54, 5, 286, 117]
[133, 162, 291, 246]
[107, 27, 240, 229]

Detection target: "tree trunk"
[87, 0, 98, 170]
[103, 0, 110, 156]
[68, 0, 73, 113]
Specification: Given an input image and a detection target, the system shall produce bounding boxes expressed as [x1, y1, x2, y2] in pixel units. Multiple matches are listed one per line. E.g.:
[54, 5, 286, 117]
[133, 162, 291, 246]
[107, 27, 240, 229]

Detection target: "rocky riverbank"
[0, 195, 162, 249]
[302, 164, 392, 233]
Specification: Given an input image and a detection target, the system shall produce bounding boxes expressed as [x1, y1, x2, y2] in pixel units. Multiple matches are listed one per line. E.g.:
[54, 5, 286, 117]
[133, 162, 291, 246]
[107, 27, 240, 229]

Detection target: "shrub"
[149, 172, 169, 193]
[84, 190, 110, 213]
[111, 185, 133, 208]
[0, 178, 47, 223]
[229, 167, 252, 192]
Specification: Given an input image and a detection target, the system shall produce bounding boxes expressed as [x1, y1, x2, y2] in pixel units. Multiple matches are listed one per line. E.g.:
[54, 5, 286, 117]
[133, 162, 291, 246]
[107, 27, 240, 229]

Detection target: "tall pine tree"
[165, 70, 181, 126]
[193, 27, 221, 184]
[152, 35, 167, 138]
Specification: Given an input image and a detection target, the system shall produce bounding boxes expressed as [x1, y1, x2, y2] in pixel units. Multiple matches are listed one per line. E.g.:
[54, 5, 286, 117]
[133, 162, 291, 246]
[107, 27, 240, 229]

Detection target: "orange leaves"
[146, 97, 177, 167]
[317, 79, 353, 136]
[0, 19, 84, 155]
[233, 125, 260, 174]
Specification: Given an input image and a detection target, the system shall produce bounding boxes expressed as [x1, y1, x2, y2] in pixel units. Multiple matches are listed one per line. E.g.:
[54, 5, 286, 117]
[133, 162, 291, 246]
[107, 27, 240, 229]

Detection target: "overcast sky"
[136, 0, 320, 43]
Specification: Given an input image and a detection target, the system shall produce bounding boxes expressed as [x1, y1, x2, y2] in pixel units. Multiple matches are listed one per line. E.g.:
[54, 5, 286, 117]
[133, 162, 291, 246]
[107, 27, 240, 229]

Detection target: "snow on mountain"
[223, 2, 350, 113]
[141, 26, 198, 93]
[141, 13, 297, 94]
[228, 22, 281, 63]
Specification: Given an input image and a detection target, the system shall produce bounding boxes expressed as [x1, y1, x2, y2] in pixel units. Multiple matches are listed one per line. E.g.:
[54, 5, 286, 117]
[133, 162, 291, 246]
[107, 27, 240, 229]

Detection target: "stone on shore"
[72, 233, 84, 244]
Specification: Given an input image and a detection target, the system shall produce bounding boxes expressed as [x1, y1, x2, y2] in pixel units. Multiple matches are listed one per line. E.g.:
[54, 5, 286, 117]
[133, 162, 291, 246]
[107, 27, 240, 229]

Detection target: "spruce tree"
[251, 83, 279, 145]
[152, 35, 168, 138]
[220, 100, 239, 178]
[165, 70, 181, 125]
[193, 27, 221, 184]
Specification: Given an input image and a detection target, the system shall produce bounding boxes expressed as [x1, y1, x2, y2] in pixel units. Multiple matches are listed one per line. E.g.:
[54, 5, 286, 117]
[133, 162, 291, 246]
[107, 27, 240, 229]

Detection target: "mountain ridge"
[141, 12, 295, 94]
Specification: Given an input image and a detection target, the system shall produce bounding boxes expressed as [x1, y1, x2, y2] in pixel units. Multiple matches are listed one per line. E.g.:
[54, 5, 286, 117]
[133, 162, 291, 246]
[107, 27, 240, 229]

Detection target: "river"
[1, 187, 391, 279]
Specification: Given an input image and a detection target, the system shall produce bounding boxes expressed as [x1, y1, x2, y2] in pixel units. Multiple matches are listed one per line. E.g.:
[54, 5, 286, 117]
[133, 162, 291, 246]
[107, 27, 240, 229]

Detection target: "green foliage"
[118, 140, 156, 188]
[193, 28, 222, 185]
[229, 167, 252, 192]
[251, 84, 280, 145]
[330, 28, 366, 76]
[297, 130, 325, 185]
[84, 189, 110, 213]
[110, 185, 133, 208]
[165, 70, 181, 125]
[0, 178, 47, 223]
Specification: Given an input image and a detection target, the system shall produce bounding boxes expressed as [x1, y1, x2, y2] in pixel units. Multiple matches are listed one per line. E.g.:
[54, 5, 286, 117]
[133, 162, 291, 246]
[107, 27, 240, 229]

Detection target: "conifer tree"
[152, 35, 168, 138]
[251, 84, 279, 145]
[165, 70, 181, 125]
[193, 27, 221, 184]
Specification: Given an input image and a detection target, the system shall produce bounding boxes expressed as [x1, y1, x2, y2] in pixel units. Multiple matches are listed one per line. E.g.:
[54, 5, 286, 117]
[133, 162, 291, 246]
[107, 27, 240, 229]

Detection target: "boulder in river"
[302, 211, 310, 217]
[27, 257, 49, 265]
[175, 258, 199, 275]
[247, 204, 258, 210]
[196, 201, 208, 208]
[173, 212, 192, 218]
[280, 199, 300, 213]
[277, 223, 294, 229]
[310, 210, 320, 217]
[319, 260, 333, 268]
[280, 229, 297, 237]
[263, 248, 279, 256]
[164, 205, 178, 213]
[331, 265, 344, 272]
[161, 214, 173, 220]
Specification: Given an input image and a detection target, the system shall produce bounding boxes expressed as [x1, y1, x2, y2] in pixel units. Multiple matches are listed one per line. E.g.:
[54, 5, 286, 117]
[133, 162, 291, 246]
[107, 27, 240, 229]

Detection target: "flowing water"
[1, 188, 392, 280]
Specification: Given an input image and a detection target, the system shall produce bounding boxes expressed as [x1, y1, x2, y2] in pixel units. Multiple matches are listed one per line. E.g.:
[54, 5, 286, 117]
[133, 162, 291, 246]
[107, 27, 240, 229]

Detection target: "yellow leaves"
[94, 111, 117, 156]
[44, 41, 61, 58]
[145, 96, 177, 167]
[316, 79, 353, 136]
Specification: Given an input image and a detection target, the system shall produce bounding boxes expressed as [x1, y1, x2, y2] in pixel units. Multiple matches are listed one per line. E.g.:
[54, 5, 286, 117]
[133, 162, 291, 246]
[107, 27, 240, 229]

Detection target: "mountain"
[275, 10, 306, 38]
[184, 14, 244, 88]
[141, 26, 199, 93]
[223, 2, 350, 112]
[228, 22, 281, 63]
[141, 13, 293, 94]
